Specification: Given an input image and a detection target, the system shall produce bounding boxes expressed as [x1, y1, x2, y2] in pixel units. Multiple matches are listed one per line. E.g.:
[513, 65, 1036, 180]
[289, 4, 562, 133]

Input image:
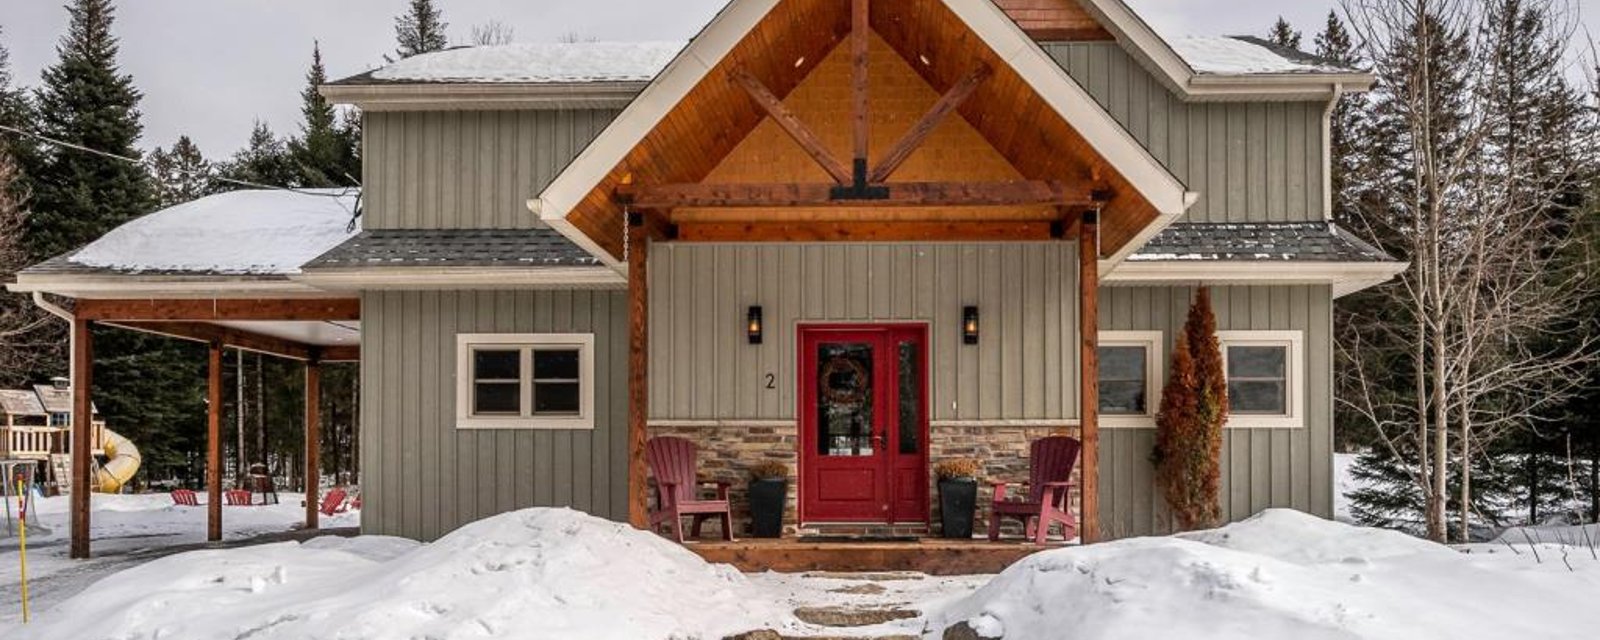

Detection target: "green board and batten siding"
[1099, 285, 1335, 536]
[360, 290, 630, 540]
[362, 109, 619, 229]
[1042, 42, 1327, 223]
[649, 243, 1080, 423]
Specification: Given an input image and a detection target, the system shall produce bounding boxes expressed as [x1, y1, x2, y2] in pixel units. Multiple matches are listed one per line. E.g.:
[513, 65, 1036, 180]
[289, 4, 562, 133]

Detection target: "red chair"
[319, 487, 349, 516]
[225, 489, 253, 506]
[646, 436, 734, 542]
[170, 489, 201, 507]
[989, 436, 1081, 544]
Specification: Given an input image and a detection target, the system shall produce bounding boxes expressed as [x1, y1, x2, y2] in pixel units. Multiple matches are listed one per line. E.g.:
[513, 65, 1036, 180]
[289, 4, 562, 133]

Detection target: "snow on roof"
[1171, 36, 1353, 75]
[369, 42, 686, 84]
[68, 189, 361, 275]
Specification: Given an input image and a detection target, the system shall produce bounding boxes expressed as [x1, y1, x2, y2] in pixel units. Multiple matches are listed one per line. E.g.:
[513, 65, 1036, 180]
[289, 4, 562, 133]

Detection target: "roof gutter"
[319, 81, 650, 111]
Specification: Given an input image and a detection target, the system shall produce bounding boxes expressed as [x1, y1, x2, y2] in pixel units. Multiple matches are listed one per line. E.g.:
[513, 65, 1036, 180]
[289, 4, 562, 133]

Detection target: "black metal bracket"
[627, 211, 646, 227]
[1049, 220, 1066, 239]
[829, 158, 892, 201]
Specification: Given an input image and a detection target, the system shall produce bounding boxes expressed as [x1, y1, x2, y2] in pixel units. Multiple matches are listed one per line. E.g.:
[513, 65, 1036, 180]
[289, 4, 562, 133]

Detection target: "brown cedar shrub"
[1153, 288, 1228, 530]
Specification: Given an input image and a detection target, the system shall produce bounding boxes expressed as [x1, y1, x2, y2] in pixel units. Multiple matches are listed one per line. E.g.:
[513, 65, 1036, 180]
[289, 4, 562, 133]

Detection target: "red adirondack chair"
[170, 489, 201, 507]
[989, 436, 1081, 544]
[225, 489, 253, 506]
[646, 436, 734, 542]
[319, 487, 349, 516]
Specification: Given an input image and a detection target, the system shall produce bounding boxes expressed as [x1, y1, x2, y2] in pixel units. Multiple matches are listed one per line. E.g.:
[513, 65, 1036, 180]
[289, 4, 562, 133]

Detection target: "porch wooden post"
[304, 352, 322, 530]
[627, 221, 650, 528]
[1078, 211, 1101, 543]
[70, 318, 93, 559]
[207, 341, 223, 542]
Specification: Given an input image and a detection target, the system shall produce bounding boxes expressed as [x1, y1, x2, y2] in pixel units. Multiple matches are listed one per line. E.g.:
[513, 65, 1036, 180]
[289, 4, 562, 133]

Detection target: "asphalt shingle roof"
[1129, 222, 1395, 262]
[303, 229, 603, 270]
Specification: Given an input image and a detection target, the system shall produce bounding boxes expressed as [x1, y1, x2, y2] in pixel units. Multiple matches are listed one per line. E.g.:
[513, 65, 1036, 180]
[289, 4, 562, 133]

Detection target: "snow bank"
[930, 509, 1600, 640]
[370, 42, 685, 84]
[1172, 36, 1350, 75]
[69, 188, 360, 274]
[18, 508, 782, 640]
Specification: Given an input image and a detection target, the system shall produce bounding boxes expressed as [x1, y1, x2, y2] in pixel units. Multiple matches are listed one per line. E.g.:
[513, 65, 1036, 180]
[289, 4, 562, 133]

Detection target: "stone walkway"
[734, 570, 992, 639]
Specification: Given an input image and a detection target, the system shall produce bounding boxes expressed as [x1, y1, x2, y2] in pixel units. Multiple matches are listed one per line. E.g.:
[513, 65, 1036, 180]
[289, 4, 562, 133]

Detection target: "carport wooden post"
[304, 352, 321, 529]
[207, 340, 223, 542]
[70, 317, 93, 559]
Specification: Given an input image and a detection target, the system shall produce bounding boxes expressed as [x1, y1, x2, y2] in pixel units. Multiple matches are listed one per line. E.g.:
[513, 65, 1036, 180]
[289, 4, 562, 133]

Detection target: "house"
[9, 0, 1401, 561]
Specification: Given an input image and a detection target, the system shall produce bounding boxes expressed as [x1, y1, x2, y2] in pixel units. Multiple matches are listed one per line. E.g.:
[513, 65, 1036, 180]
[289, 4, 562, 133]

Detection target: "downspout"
[1322, 83, 1344, 221]
[32, 292, 81, 454]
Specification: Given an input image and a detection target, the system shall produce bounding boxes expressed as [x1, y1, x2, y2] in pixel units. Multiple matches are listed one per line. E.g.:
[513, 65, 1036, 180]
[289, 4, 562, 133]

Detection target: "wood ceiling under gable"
[993, 0, 1114, 41]
[565, 0, 1158, 258]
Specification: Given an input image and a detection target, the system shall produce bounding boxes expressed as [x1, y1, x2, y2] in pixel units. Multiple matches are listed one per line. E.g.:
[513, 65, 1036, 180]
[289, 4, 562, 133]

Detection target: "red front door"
[799, 324, 929, 525]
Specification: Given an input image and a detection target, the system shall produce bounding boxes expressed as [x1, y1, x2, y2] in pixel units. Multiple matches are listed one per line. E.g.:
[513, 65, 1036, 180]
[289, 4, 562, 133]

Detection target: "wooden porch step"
[690, 538, 1057, 575]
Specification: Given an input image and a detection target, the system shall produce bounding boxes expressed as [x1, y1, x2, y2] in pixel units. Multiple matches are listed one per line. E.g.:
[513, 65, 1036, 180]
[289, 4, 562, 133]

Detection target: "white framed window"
[455, 333, 595, 430]
[1217, 330, 1305, 429]
[1098, 331, 1164, 428]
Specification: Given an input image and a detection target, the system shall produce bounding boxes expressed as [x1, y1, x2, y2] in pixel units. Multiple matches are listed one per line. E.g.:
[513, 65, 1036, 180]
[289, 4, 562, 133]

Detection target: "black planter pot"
[748, 478, 788, 538]
[938, 478, 978, 539]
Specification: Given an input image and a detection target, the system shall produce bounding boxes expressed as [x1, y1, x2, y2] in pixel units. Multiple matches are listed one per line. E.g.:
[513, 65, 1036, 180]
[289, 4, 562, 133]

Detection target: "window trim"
[455, 333, 595, 430]
[1098, 331, 1164, 429]
[1217, 330, 1305, 429]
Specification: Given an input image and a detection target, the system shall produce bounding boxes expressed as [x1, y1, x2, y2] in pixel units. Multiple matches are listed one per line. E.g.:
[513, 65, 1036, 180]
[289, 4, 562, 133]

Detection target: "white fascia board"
[290, 267, 627, 291]
[532, 0, 781, 274]
[1103, 260, 1409, 298]
[319, 82, 648, 111]
[1079, 0, 1373, 101]
[6, 275, 336, 300]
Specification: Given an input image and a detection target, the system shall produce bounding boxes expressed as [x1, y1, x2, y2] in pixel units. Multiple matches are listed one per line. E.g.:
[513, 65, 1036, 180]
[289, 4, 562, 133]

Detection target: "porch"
[687, 537, 1057, 575]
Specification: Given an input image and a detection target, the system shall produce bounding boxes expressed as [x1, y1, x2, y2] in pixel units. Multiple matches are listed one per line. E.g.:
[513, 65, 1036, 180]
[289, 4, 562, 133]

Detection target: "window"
[1217, 331, 1305, 429]
[1097, 331, 1163, 428]
[456, 334, 595, 429]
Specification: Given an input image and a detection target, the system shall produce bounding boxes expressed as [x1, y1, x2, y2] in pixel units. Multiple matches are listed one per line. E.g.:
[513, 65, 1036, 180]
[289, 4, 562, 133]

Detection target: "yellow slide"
[94, 428, 141, 493]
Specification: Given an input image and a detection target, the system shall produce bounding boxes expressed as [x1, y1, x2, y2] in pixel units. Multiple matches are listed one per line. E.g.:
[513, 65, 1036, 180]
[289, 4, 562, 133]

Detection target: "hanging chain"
[621, 203, 632, 264]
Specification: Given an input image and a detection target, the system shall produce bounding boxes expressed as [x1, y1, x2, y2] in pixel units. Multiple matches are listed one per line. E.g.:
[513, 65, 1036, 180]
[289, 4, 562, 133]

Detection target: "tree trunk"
[1459, 417, 1470, 542]
[255, 354, 265, 475]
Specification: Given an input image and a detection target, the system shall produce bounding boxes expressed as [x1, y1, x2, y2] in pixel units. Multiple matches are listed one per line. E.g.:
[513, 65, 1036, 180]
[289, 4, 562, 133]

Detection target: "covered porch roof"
[532, 0, 1198, 270]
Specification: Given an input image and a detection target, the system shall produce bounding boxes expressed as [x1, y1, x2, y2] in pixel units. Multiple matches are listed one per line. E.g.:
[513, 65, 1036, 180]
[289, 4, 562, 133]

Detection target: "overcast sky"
[2, 0, 1597, 158]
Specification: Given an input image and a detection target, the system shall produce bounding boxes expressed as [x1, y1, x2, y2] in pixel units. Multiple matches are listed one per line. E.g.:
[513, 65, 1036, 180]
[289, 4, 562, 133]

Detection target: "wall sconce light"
[747, 306, 764, 345]
[962, 306, 980, 345]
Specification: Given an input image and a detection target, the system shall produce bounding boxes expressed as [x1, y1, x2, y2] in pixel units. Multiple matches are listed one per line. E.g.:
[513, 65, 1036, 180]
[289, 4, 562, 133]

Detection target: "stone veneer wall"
[646, 424, 1083, 538]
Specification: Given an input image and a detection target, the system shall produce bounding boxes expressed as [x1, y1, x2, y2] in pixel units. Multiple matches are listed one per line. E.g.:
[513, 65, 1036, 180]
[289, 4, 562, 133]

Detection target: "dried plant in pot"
[747, 460, 790, 538]
[934, 459, 981, 539]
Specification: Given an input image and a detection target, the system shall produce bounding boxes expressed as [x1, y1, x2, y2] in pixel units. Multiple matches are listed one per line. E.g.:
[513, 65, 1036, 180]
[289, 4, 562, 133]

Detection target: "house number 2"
[764, 373, 776, 389]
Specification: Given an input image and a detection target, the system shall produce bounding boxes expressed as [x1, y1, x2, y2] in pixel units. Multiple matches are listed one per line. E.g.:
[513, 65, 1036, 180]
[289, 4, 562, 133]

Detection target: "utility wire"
[0, 123, 363, 223]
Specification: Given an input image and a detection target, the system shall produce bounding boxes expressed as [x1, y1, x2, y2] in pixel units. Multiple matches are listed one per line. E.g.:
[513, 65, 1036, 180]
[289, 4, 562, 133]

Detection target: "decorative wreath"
[819, 356, 869, 405]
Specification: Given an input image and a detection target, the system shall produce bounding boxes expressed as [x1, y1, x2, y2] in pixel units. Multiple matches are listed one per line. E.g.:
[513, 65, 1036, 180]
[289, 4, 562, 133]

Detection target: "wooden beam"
[305, 354, 321, 530]
[1078, 210, 1100, 544]
[851, 0, 870, 164]
[105, 321, 327, 362]
[627, 222, 650, 529]
[207, 340, 223, 542]
[676, 221, 1056, 242]
[321, 345, 361, 363]
[76, 298, 360, 322]
[70, 318, 93, 559]
[869, 64, 992, 183]
[618, 181, 1103, 209]
[729, 67, 853, 185]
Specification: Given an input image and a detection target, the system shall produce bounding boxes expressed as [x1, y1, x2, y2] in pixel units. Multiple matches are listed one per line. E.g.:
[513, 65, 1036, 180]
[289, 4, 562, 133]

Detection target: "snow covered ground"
[3, 506, 1595, 640]
[0, 492, 358, 628]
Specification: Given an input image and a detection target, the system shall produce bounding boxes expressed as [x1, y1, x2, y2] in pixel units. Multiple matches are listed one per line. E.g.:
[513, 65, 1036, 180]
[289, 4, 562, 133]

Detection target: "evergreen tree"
[1153, 288, 1227, 530]
[24, 0, 153, 263]
[286, 43, 360, 188]
[217, 120, 295, 188]
[394, 0, 449, 59]
[1266, 16, 1303, 50]
[148, 135, 215, 207]
[0, 26, 33, 143]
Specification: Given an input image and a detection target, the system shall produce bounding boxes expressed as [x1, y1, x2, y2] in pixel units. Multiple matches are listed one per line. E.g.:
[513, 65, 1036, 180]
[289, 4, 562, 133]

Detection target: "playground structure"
[0, 378, 138, 494]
